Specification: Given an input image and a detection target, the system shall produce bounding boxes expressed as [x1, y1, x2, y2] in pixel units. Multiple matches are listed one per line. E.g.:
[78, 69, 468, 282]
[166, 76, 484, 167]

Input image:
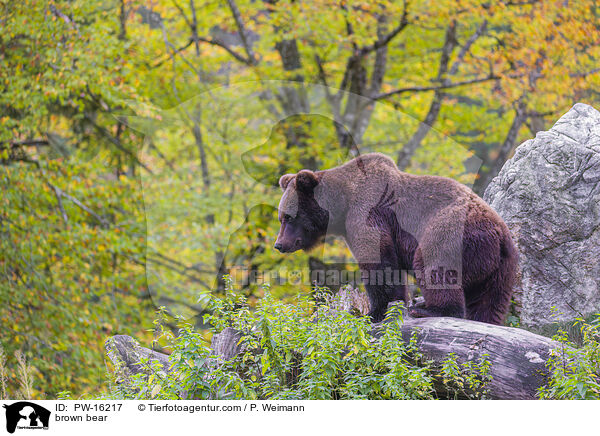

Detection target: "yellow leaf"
[151, 384, 161, 398]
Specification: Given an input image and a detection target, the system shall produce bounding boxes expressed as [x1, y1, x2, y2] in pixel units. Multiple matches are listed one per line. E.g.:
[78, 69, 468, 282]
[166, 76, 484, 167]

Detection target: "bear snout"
[274, 238, 302, 253]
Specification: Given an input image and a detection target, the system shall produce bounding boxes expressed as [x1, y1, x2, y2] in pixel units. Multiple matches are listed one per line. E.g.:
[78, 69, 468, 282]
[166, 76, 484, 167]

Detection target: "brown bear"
[274, 153, 518, 325]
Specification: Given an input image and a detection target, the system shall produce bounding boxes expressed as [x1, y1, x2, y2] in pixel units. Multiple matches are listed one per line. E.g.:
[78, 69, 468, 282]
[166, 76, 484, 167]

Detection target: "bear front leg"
[345, 214, 408, 323]
[360, 263, 408, 323]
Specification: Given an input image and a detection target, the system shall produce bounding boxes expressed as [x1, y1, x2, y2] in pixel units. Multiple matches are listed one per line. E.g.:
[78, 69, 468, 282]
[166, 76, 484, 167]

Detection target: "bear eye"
[284, 214, 294, 222]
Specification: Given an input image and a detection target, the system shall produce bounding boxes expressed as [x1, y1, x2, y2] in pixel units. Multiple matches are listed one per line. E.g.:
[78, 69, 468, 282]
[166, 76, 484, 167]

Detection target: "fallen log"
[105, 318, 558, 399]
[105, 335, 170, 378]
[395, 317, 557, 399]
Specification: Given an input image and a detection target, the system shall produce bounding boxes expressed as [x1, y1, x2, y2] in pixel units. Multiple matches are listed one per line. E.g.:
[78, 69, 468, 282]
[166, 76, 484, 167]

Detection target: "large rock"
[484, 103, 600, 328]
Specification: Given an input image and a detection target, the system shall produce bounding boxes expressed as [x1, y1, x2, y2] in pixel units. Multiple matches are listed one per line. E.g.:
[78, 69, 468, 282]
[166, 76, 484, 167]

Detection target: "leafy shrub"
[0, 346, 36, 400]
[101, 280, 493, 400]
[538, 316, 600, 399]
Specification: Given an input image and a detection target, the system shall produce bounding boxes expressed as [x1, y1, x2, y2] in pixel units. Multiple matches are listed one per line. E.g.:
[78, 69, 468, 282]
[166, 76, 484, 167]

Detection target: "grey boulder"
[484, 103, 600, 328]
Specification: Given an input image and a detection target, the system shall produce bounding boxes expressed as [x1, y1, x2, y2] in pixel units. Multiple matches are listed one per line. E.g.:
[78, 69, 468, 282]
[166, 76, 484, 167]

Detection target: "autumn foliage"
[0, 0, 598, 397]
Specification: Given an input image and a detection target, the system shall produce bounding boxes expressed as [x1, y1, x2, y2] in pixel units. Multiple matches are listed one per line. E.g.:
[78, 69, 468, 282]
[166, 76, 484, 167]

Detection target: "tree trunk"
[476, 99, 527, 193]
[396, 91, 444, 170]
[397, 22, 456, 169]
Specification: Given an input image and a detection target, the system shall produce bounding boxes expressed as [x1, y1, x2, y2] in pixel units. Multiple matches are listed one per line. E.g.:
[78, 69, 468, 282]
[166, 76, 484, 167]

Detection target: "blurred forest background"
[1, 0, 599, 398]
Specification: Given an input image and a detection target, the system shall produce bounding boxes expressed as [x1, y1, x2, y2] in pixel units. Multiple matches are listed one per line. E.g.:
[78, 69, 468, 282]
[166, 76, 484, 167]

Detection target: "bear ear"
[279, 173, 296, 191]
[295, 169, 319, 193]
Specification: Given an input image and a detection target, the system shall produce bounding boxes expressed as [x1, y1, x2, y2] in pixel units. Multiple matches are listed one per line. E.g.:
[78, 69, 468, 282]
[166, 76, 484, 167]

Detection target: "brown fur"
[275, 153, 518, 324]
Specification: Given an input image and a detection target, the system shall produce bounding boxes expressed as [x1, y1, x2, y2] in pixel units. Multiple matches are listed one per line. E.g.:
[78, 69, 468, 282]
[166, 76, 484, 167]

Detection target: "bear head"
[274, 169, 329, 253]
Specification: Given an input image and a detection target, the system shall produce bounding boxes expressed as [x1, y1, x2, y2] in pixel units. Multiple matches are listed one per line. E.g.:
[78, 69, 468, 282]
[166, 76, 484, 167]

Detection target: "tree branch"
[334, 57, 354, 103]
[50, 184, 69, 225]
[159, 1, 255, 67]
[373, 74, 498, 101]
[340, 2, 358, 52]
[0, 139, 50, 150]
[314, 54, 336, 105]
[45, 181, 110, 228]
[198, 35, 255, 65]
[153, 39, 195, 68]
[84, 114, 153, 174]
[368, 14, 390, 97]
[396, 21, 457, 169]
[225, 0, 257, 65]
[357, 0, 410, 57]
[476, 98, 527, 192]
[48, 4, 79, 33]
[570, 67, 600, 78]
[448, 20, 488, 76]
[118, 0, 127, 41]
[188, 0, 200, 55]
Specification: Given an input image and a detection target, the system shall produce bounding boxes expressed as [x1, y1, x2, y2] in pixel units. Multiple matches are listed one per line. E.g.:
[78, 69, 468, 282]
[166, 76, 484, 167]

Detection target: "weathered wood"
[210, 327, 243, 360]
[106, 316, 559, 399]
[105, 335, 170, 377]
[395, 317, 557, 399]
[105, 329, 241, 375]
